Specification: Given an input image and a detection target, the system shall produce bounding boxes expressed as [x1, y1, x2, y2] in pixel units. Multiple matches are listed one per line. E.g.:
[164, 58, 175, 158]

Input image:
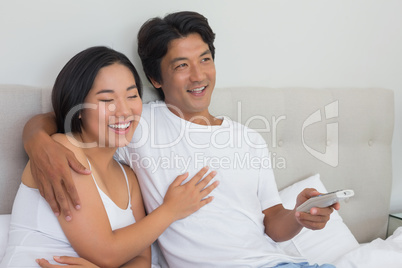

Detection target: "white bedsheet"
[0, 215, 10, 262]
[1, 214, 402, 267]
[333, 227, 402, 268]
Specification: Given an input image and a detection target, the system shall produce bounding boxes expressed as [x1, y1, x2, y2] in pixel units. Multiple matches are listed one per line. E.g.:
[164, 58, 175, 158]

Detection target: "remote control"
[296, 189, 354, 213]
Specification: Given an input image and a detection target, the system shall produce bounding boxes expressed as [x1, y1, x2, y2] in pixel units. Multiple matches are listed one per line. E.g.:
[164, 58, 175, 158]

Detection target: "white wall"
[1, 0, 401, 212]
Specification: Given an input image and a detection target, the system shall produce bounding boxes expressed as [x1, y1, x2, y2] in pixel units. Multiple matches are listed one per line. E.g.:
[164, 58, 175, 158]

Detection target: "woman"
[0, 46, 218, 268]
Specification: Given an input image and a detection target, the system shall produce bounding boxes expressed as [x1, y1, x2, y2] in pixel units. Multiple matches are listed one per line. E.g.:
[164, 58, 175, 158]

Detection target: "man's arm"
[22, 112, 90, 221]
[263, 188, 340, 242]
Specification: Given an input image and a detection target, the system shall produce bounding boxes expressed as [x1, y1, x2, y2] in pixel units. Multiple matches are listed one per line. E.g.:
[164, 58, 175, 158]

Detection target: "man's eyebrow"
[169, 49, 212, 65]
[170, 57, 188, 65]
[95, 85, 137, 95]
[200, 49, 212, 57]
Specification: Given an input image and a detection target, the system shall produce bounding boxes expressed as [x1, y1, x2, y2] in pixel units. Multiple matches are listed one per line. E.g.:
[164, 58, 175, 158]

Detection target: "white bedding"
[277, 174, 402, 267]
[1, 204, 402, 267]
[334, 227, 402, 267]
[2, 217, 402, 267]
[0, 214, 11, 262]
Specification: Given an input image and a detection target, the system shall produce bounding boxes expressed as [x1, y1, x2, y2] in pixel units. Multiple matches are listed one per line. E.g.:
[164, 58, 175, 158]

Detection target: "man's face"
[151, 33, 216, 121]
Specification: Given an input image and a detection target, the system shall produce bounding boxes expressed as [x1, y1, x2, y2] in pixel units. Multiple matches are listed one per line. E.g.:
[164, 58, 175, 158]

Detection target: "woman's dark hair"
[137, 11, 215, 100]
[52, 46, 142, 133]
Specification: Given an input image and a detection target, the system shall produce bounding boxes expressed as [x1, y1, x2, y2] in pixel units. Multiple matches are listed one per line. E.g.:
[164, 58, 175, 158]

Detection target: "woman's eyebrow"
[96, 85, 137, 95]
[96, 89, 114, 95]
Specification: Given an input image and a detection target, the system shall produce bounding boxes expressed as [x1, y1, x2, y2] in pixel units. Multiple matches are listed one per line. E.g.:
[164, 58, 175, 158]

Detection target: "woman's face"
[80, 63, 142, 148]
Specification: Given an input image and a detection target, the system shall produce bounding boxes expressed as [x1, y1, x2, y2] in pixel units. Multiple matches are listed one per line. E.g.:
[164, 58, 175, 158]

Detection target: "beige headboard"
[210, 87, 394, 243]
[0, 85, 394, 243]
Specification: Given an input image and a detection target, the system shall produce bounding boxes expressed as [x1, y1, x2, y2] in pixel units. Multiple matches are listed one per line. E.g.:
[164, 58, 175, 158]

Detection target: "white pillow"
[277, 174, 360, 265]
[0, 214, 11, 262]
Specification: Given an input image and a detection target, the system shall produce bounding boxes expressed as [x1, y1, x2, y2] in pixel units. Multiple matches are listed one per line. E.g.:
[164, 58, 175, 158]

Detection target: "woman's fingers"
[187, 166, 210, 185]
[170, 172, 189, 187]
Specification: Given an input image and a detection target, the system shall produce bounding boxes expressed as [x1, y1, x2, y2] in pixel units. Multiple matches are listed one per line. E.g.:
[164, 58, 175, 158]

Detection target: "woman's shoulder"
[52, 133, 75, 146]
[51, 133, 88, 169]
[52, 133, 82, 152]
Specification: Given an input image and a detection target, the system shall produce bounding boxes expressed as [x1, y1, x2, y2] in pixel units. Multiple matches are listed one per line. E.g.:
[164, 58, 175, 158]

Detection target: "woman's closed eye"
[99, 99, 113, 103]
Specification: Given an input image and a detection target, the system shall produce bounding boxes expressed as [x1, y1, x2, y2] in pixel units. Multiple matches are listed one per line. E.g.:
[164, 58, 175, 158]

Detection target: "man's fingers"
[64, 159, 83, 210]
[68, 154, 91, 175]
[42, 183, 61, 217]
[31, 163, 61, 217]
[64, 182, 81, 210]
[64, 152, 87, 209]
[296, 208, 331, 230]
[49, 157, 81, 218]
[51, 181, 72, 221]
[332, 202, 341, 211]
[311, 206, 334, 216]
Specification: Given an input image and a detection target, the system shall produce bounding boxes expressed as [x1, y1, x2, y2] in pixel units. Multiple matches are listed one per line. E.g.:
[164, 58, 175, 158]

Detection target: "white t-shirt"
[115, 101, 306, 267]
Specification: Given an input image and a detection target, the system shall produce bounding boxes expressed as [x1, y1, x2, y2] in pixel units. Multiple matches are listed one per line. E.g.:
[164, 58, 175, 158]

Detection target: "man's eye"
[175, 63, 187, 70]
[100, 99, 113, 102]
[128, 95, 138, 99]
[202, 57, 211, 62]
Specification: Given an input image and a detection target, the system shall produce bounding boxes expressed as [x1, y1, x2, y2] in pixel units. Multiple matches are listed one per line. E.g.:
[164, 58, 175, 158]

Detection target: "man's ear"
[149, 77, 162, 89]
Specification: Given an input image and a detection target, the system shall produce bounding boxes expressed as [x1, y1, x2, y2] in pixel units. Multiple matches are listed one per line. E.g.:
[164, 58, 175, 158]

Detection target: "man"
[25, 11, 337, 268]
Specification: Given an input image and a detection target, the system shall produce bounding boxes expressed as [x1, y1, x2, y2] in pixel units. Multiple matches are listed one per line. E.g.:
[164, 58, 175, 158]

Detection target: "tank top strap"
[86, 159, 100, 189]
[116, 161, 132, 206]
[86, 159, 131, 207]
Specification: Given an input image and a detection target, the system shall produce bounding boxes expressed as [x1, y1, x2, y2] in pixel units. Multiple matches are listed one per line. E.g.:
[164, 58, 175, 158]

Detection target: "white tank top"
[87, 159, 135, 230]
[0, 160, 135, 267]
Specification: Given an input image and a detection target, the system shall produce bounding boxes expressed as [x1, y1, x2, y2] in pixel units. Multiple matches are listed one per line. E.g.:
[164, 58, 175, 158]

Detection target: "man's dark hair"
[137, 11, 215, 100]
[52, 46, 142, 133]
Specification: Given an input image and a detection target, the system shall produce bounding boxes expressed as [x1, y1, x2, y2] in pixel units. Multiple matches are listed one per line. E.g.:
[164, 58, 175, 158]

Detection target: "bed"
[0, 85, 400, 267]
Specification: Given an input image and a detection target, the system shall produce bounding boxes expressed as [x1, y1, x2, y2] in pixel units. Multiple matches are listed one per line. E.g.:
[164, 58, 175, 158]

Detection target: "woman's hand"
[163, 166, 219, 221]
[36, 256, 99, 268]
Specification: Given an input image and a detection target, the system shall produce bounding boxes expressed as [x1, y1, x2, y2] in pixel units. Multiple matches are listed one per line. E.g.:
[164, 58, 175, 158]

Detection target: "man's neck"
[165, 105, 223, 126]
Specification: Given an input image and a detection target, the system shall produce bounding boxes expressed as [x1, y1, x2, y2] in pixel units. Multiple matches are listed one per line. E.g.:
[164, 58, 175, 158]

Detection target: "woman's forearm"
[90, 204, 174, 267]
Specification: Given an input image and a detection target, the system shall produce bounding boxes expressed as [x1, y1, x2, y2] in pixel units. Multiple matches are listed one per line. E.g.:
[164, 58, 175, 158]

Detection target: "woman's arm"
[121, 166, 152, 267]
[57, 157, 217, 268]
[36, 256, 100, 268]
[36, 255, 148, 268]
[22, 112, 90, 220]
